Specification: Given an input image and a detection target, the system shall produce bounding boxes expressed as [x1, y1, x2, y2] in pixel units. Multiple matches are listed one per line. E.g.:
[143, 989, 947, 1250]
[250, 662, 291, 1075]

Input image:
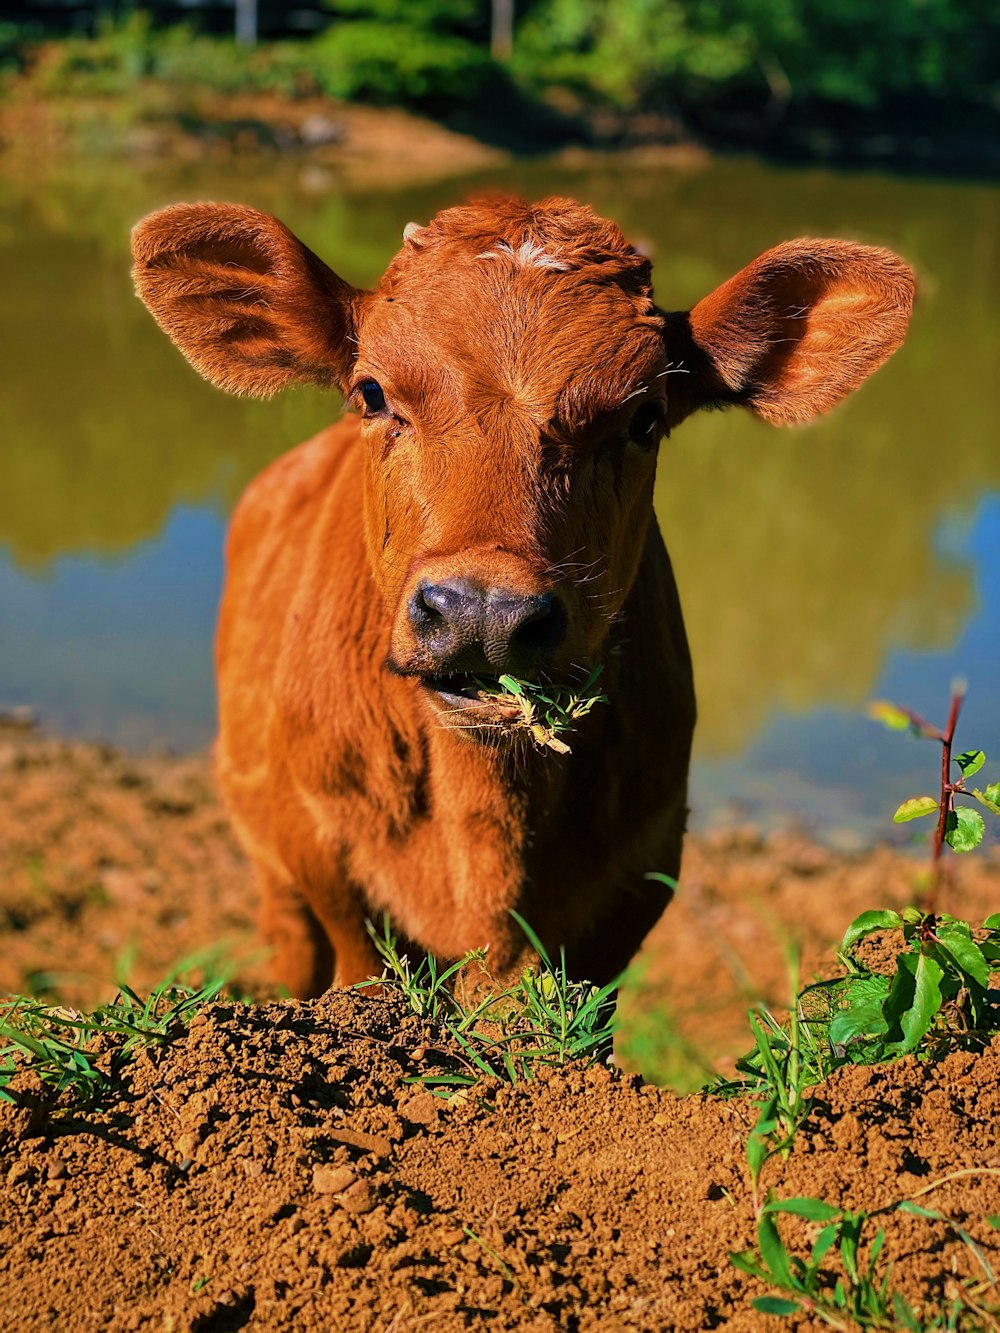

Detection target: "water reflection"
[1, 155, 997, 819]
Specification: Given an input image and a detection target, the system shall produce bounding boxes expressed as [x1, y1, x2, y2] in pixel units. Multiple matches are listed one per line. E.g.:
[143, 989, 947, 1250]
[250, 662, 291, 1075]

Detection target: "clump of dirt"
[1, 988, 998, 1331]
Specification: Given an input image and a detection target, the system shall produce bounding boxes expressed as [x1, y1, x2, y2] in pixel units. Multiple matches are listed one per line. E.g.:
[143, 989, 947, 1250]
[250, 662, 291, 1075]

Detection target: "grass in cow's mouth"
[457, 667, 608, 754]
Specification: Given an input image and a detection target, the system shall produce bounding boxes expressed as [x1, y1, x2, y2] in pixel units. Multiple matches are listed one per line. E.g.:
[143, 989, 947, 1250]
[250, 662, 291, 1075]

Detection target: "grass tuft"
[731, 1188, 1000, 1329]
[366, 911, 618, 1090]
[0, 964, 232, 1107]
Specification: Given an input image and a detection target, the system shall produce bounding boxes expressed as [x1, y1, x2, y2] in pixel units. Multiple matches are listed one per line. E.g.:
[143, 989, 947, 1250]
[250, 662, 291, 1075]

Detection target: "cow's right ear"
[131, 203, 365, 398]
[662, 238, 915, 429]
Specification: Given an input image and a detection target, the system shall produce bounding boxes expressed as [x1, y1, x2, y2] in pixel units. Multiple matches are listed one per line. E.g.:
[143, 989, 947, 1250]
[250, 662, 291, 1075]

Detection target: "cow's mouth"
[421, 674, 521, 714]
[420, 668, 607, 754]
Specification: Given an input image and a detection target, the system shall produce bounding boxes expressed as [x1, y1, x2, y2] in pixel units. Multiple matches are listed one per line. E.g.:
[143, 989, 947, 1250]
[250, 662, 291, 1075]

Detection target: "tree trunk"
[490, 0, 514, 61]
[235, 0, 257, 48]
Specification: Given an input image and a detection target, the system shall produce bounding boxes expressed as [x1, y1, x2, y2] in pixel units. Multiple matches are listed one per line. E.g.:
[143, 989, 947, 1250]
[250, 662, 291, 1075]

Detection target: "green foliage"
[511, 0, 999, 116]
[20, 9, 491, 108]
[6, 1, 997, 138]
[731, 1193, 1000, 1328]
[715, 904, 999, 1192]
[367, 911, 618, 1090]
[714, 981, 831, 1201]
[874, 694, 998, 857]
[309, 20, 491, 104]
[817, 909, 1000, 1062]
[0, 972, 227, 1107]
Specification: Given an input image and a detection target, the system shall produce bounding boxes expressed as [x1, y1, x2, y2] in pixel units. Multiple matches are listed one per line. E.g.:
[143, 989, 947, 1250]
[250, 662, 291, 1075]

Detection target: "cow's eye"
[628, 402, 663, 447]
[360, 380, 387, 414]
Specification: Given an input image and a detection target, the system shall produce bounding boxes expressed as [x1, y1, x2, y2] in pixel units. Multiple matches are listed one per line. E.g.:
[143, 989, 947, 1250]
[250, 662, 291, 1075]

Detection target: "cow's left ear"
[132, 202, 365, 397]
[663, 239, 915, 428]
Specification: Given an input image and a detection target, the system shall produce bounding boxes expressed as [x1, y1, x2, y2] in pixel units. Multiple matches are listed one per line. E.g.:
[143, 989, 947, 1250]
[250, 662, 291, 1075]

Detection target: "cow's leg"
[304, 874, 384, 989]
[257, 868, 334, 998]
[565, 873, 677, 989]
[259, 867, 383, 994]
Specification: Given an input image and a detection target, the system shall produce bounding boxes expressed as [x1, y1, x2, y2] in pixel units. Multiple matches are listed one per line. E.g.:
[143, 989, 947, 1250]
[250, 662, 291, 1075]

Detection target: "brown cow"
[132, 196, 914, 995]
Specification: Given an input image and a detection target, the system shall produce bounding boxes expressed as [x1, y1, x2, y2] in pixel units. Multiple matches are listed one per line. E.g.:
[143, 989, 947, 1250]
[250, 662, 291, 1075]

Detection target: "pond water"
[1, 153, 997, 843]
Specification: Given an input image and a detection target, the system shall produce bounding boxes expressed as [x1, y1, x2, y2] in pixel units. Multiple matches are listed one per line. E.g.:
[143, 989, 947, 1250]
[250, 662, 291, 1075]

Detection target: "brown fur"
[132, 196, 915, 993]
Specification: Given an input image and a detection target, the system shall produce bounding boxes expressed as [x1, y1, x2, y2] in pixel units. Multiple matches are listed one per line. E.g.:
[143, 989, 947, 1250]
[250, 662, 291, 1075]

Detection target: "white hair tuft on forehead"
[475, 238, 570, 271]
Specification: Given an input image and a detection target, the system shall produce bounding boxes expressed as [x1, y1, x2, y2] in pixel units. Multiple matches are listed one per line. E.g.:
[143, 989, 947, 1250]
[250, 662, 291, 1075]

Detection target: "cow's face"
[350, 202, 668, 713]
[132, 196, 914, 733]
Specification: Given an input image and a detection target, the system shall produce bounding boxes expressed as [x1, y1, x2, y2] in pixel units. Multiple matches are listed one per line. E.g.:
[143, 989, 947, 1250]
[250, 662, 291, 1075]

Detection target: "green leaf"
[868, 700, 915, 731]
[842, 910, 903, 952]
[729, 1249, 768, 1280]
[892, 1291, 922, 1330]
[935, 923, 990, 987]
[984, 913, 1000, 930]
[811, 1223, 839, 1266]
[643, 872, 678, 891]
[752, 1297, 801, 1316]
[897, 1201, 942, 1220]
[497, 675, 522, 696]
[838, 1213, 862, 1282]
[987, 1216, 1000, 1229]
[894, 951, 945, 1053]
[955, 749, 986, 777]
[829, 1002, 888, 1047]
[757, 1212, 795, 1289]
[945, 806, 985, 853]
[747, 1120, 778, 1178]
[972, 787, 1000, 816]
[893, 796, 939, 823]
[765, 1198, 841, 1222]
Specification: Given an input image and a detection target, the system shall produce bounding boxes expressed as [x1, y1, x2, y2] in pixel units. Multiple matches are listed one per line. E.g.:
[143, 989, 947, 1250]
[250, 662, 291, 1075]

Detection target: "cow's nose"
[409, 579, 566, 673]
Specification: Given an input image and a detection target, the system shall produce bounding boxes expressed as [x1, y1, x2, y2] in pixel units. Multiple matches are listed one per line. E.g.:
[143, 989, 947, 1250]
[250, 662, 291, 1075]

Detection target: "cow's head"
[132, 197, 914, 731]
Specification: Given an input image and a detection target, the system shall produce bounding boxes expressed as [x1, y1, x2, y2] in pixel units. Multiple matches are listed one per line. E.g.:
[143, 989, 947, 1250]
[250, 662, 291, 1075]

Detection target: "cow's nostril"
[509, 593, 567, 658]
[411, 584, 442, 627]
[410, 581, 469, 641]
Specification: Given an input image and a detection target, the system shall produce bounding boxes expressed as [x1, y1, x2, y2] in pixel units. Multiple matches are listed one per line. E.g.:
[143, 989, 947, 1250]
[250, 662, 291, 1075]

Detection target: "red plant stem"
[929, 688, 964, 911]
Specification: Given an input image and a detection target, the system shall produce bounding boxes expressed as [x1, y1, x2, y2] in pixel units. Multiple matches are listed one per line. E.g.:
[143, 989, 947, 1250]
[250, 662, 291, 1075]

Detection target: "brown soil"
[1, 722, 999, 1328]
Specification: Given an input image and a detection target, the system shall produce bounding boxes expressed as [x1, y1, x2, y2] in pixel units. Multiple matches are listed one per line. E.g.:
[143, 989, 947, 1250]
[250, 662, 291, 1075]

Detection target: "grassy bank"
[2, 6, 999, 173]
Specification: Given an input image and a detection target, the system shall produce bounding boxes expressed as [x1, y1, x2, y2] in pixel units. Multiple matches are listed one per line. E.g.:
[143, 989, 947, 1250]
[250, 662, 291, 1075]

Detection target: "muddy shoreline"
[3, 84, 997, 185]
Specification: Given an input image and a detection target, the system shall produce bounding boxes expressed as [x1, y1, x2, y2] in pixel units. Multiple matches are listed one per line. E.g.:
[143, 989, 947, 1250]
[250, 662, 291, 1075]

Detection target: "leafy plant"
[869, 685, 999, 906]
[731, 1191, 1000, 1329]
[367, 910, 618, 1090]
[713, 962, 834, 1203]
[808, 908, 1000, 1062]
[462, 666, 607, 754]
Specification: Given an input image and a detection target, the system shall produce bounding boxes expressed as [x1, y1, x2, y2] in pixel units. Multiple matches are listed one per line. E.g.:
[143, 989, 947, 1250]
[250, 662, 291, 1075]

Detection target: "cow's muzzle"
[408, 578, 567, 680]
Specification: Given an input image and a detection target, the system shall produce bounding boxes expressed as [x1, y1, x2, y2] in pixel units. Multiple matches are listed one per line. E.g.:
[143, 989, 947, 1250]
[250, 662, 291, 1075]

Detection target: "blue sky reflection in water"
[689, 495, 1000, 841]
[0, 155, 997, 842]
[0, 509, 222, 752]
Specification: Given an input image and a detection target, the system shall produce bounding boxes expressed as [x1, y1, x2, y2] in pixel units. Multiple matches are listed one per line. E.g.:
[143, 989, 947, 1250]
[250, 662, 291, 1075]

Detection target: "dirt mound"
[1, 990, 998, 1330]
[2, 726, 1000, 1327]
